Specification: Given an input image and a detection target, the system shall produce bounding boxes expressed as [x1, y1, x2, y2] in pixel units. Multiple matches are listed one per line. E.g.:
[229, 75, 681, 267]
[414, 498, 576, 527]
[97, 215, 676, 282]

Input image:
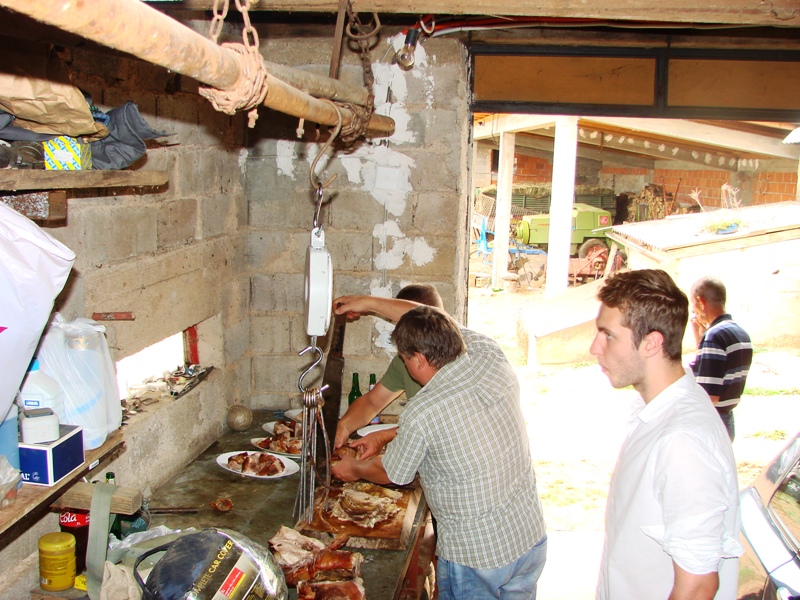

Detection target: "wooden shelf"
[0, 430, 125, 551]
[0, 169, 168, 192]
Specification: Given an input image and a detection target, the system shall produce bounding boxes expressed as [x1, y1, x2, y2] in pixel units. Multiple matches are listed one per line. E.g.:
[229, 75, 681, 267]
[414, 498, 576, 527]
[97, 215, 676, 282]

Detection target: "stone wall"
[0, 23, 250, 595]
[0, 21, 471, 596]
[245, 30, 471, 412]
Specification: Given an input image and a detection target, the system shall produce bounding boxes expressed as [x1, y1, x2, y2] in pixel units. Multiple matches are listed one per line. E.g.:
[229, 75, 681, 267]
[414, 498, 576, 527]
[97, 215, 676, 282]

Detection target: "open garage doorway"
[462, 38, 800, 600]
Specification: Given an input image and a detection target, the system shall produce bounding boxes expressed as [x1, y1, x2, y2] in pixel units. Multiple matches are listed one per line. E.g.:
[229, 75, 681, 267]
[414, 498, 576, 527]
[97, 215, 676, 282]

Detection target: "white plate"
[262, 421, 278, 435]
[250, 437, 302, 460]
[356, 423, 399, 437]
[216, 451, 299, 479]
[285, 408, 303, 422]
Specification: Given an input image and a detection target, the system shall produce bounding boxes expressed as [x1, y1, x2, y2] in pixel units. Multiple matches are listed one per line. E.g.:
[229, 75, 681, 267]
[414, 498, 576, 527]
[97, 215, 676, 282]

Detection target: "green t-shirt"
[379, 355, 422, 399]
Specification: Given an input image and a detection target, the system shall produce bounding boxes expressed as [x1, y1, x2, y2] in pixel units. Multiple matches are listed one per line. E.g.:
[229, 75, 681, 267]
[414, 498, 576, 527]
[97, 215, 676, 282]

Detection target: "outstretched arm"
[333, 295, 421, 323]
[334, 383, 402, 449]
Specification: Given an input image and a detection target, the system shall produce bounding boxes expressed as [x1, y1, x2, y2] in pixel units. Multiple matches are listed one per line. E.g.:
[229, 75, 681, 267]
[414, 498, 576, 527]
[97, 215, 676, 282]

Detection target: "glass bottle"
[348, 373, 362, 405]
[368, 374, 380, 424]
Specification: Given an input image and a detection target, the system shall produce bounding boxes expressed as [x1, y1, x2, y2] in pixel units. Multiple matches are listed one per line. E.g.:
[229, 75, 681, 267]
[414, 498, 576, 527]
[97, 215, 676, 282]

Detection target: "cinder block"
[247, 230, 307, 272]
[251, 314, 293, 354]
[200, 194, 235, 239]
[224, 318, 251, 364]
[410, 191, 463, 234]
[157, 197, 198, 248]
[251, 273, 305, 312]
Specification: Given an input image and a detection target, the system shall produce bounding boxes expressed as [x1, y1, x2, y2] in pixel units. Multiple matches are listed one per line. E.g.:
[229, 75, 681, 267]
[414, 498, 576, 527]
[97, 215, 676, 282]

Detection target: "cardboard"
[19, 424, 84, 486]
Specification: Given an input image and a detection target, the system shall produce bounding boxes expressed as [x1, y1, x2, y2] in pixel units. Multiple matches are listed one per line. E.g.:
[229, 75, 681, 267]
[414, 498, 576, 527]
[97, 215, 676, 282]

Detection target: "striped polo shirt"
[690, 314, 753, 410]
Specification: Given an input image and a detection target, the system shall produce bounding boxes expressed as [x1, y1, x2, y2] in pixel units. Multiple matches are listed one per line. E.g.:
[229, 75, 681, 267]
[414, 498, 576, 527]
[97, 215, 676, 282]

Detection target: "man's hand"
[331, 455, 360, 482]
[331, 454, 392, 485]
[334, 422, 351, 450]
[333, 296, 372, 321]
[690, 314, 707, 346]
[348, 427, 398, 459]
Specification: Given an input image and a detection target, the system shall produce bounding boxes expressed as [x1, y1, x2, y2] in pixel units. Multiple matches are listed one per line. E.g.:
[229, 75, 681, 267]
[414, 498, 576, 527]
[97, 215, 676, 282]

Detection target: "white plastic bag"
[38, 314, 122, 449]
[0, 204, 75, 422]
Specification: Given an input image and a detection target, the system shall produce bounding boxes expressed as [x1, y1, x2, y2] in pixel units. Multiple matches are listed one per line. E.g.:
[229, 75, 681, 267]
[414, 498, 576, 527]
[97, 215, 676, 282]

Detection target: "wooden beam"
[586, 117, 800, 160]
[515, 133, 657, 170]
[474, 114, 556, 139]
[172, 1, 800, 27]
[0, 170, 169, 191]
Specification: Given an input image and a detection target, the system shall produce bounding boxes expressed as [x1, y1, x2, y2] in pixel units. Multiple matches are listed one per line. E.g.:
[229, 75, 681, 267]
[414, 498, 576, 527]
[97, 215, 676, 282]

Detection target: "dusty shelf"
[0, 431, 125, 550]
[0, 169, 168, 191]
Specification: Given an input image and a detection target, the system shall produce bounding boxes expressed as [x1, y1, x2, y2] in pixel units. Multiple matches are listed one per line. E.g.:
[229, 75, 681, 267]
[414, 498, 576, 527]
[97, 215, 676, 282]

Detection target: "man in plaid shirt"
[332, 303, 546, 599]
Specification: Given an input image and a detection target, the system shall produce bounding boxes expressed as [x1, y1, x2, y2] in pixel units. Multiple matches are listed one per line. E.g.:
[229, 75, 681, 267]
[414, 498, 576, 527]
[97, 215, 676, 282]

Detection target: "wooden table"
[147, 410, 433, 600]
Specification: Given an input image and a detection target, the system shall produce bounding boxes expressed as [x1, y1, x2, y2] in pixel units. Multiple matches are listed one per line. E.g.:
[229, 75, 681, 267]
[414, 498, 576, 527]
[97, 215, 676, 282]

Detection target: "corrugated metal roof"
[607, 201, 800, 252]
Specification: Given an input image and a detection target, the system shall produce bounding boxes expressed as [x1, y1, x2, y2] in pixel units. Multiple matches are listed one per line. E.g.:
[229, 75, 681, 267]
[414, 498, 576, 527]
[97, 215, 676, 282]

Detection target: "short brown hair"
[396, 284, 444, 309]
[392, 306, 466, 369]
[598, 269, 688, 361]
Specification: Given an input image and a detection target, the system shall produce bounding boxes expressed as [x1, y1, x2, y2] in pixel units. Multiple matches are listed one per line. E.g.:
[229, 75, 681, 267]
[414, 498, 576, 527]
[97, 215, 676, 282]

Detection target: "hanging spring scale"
[295, 185, 334, 522]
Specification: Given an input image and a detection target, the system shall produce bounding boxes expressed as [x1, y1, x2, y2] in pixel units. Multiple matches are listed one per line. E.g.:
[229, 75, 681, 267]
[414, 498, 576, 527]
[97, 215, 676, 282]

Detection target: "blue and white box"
[19, 424, 84, 486]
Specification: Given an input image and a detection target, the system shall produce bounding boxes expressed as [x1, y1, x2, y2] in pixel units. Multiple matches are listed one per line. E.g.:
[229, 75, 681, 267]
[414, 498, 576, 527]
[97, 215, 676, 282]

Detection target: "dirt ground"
[466, 276, 800, 598]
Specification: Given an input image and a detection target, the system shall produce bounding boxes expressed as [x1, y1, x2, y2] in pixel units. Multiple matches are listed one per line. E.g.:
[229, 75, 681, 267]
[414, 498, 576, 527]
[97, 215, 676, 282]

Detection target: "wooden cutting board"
[297, 482, 421, 550]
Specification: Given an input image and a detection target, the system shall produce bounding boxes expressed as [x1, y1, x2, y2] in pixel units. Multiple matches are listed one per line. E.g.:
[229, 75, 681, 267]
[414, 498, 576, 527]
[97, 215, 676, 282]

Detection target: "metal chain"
[234, 0, 260, 56]
[338, 6, 380, 145]
[208, 0, 230, 43]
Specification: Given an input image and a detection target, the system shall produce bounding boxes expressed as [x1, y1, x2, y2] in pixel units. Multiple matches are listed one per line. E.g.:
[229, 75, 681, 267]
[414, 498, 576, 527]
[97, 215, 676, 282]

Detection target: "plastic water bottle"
[18, 359, 66, 423]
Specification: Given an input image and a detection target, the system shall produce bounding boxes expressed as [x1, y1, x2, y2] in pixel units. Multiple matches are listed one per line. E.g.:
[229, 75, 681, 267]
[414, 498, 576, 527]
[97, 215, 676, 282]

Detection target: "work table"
[147, 410, 433, 600]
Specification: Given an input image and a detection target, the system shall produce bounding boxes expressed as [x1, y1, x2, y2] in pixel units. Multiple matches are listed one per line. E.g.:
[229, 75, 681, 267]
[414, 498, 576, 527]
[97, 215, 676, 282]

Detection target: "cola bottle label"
[59, 511, 90, 527]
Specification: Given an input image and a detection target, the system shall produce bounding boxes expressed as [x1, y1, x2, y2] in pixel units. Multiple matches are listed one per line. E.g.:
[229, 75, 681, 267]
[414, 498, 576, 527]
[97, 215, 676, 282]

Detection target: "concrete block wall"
[0, 23, 250, 595]
[245, 30, 471, 411]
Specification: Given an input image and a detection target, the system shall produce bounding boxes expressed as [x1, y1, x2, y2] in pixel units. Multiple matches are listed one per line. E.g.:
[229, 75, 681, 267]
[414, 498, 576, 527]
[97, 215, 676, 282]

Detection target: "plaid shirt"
[382, 328, 546, 569]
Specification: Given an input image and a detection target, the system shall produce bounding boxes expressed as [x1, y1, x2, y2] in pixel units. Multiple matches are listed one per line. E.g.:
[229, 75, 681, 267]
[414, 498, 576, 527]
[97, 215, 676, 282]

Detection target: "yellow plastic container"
[39, 532, 76, 591]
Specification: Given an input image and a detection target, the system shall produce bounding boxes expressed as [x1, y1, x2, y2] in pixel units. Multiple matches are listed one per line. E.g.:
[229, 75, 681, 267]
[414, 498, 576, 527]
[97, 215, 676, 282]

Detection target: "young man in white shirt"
[591, 269, 742, 600]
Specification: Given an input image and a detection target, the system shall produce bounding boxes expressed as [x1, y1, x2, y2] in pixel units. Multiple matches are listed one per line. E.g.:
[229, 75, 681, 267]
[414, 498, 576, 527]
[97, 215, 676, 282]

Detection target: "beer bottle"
[348, 373, 361, 405]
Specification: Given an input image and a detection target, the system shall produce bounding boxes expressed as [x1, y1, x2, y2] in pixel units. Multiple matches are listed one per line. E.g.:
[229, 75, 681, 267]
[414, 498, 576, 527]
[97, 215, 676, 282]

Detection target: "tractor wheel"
[578, 238, 608, 259]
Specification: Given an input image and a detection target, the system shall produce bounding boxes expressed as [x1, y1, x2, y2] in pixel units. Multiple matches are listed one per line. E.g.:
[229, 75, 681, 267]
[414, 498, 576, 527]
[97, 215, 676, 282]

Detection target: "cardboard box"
[19, 425, 84, 486]
[43, 136, 93, 170]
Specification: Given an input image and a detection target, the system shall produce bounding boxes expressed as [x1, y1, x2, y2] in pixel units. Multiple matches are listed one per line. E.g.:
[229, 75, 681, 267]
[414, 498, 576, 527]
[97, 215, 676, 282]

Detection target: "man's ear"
[413, 352, 431, 370]
[640, 330, 665, 358]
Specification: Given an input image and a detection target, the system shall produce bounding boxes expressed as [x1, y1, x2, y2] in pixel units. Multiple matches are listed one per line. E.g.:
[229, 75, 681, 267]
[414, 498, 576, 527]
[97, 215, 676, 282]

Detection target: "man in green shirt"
[333, 284, 443, 458]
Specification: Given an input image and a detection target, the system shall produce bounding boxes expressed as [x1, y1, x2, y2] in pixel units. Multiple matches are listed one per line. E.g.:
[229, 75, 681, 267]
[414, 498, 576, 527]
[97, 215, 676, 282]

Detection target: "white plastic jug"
[18, 359, 66, 423]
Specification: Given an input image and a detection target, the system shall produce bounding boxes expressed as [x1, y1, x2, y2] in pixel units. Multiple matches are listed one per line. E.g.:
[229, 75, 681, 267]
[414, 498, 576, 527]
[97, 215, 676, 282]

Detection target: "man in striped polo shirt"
[689, 277, 753, 440]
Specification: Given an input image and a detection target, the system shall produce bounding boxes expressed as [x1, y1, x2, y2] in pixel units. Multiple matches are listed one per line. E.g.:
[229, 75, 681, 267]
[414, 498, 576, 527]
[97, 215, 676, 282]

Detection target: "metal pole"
[0, 0, 394, 135]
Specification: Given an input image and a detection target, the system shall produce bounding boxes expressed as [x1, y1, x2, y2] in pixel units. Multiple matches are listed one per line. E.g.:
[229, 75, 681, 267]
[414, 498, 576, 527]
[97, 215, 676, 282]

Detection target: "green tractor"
[515, 203, 612, 257]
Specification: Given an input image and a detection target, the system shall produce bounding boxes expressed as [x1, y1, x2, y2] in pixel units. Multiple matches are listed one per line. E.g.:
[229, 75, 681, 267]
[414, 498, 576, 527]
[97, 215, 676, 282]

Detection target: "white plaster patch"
[238, 148, 248, 173]
[372, 221, 435, 270]
[340, 156, 364, 185]
[342, 144, 415, 217]
[276, 139, 297, 178]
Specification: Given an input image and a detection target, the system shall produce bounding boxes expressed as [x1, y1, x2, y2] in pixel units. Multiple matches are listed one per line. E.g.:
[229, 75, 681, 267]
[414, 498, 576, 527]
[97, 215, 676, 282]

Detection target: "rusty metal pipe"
[0, 0, 393, 135]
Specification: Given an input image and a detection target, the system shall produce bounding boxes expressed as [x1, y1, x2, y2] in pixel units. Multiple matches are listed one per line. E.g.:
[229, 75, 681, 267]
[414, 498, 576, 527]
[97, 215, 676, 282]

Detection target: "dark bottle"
[348, 373, 362, 405]
[59, 509, 90, 574]
[368, 374, 380, 424]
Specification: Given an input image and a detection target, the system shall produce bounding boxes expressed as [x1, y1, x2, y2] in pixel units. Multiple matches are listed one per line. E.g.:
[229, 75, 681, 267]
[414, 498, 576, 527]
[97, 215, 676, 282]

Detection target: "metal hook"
[313, 184, 324, 229]
[308, 101, 344, 191]
[297, 338, 324, 393]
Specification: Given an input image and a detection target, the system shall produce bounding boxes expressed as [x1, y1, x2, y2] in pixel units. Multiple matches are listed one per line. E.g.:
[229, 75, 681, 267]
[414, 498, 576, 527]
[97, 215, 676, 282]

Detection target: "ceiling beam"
[171, 1, 800, 26]
[473, 114, 556, 139]
[585, 117, 800, 159]
[516, 134, 657, 170]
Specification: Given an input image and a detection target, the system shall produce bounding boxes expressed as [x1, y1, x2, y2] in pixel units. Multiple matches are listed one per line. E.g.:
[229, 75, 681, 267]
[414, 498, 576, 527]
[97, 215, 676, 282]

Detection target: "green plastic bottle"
[368, 374, 380, 424]
[348, 373, 362, 405]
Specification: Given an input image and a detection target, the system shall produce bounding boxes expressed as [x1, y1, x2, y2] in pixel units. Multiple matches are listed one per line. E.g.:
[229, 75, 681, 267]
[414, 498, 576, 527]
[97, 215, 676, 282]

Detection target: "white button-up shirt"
[597, 374, 743, 600]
